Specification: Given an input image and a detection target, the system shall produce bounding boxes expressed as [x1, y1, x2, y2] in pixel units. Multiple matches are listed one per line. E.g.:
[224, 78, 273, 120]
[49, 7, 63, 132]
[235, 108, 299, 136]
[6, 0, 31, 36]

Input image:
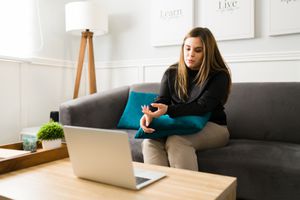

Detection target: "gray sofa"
[60, 82, 300, 200]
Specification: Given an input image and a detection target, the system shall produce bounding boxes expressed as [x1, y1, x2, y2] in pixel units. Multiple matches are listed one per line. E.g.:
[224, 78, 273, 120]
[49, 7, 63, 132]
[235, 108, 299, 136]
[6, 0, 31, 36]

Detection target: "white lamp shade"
[65, 1, 108, 36]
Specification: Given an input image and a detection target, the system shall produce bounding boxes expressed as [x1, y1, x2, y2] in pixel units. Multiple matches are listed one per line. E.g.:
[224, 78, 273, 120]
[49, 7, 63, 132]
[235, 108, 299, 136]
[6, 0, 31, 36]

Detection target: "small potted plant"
[37, 120, 64, 150]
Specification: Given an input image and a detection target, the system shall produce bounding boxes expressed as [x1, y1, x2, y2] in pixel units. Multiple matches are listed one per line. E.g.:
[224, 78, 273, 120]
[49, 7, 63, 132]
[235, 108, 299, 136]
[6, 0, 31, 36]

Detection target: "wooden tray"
[0, 142, 69, 174]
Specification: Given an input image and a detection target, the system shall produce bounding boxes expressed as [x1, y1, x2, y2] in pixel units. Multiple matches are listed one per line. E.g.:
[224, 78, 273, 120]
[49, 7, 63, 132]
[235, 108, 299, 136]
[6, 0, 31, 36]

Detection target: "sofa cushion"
[197, 139, 300, 200]
[117, 91, 158, 130]
[225, 83, 300, 144]
[135, 114, 210, 139]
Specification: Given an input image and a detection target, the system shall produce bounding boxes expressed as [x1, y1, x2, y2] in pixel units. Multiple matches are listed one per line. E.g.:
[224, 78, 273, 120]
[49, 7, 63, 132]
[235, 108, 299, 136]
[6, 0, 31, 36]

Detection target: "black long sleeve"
[167, 72, 229, 117]
[153, 65, 230, 125]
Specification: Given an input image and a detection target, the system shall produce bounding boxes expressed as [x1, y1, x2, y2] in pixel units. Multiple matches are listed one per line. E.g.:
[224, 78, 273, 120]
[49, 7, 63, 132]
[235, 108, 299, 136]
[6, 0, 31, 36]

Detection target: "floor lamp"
[65, 1, 108, 99]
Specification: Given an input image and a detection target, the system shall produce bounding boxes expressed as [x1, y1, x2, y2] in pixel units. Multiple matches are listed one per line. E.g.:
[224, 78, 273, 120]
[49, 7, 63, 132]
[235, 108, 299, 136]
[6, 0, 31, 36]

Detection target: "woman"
[140, 27, 231, 171]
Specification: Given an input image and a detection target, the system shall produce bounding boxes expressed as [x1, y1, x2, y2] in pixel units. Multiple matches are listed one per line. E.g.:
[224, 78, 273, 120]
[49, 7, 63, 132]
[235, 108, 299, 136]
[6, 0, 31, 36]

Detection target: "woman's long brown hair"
[175, 27, 231, 102]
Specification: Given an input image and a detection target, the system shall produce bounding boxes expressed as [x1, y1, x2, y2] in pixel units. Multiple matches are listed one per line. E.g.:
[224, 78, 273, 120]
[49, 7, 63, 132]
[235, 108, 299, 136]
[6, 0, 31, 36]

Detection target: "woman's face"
[183, 37, 204, 70]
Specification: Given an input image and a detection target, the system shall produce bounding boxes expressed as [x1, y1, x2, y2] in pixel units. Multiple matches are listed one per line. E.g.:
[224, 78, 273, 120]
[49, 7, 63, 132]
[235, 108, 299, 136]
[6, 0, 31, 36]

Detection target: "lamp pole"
[65, 1, 108, 99]
[73, 29, 97, 99]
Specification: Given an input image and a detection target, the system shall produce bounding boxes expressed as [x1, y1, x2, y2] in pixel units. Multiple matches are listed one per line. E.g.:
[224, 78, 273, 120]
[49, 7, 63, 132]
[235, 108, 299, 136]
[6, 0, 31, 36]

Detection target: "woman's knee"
[165, 135, 198, 170]
[213, 126, 230, 147]
[142, 139, 169, 166]
[142, 138, 165, 152]
[142, 139, 154, 151]
[165, 135, 191, 151]
[142, 139, 152, 148]
[200, 125, 229, 149]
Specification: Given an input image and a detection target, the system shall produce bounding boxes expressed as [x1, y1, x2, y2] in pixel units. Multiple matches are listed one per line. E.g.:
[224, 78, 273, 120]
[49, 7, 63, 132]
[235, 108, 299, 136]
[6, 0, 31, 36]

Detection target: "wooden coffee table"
[0, 158, 236, 200]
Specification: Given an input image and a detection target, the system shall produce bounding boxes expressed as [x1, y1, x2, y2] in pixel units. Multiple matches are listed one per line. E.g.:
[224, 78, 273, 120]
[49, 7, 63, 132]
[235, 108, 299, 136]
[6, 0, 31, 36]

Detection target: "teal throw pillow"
[135, 113, 211, 139]
[117, 91, 158, 129]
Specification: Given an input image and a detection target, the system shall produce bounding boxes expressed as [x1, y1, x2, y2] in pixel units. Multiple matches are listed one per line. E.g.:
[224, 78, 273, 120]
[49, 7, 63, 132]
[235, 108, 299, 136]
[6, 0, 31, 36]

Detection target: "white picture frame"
[269, 0, 300, 36]
[150, 0, 194, 47]
[200, 0, 254, 41]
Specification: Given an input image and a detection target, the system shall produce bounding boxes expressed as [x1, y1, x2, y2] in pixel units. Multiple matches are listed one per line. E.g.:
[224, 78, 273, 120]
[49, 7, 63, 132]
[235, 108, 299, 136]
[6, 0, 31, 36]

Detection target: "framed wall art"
[200, 0, 255, 41]
[150, 0, 194, 46]
[269, 0, 300, 36]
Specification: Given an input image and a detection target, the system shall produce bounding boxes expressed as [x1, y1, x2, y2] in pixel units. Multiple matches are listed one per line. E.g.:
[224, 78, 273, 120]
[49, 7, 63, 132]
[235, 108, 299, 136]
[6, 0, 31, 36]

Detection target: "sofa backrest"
[225, 82, 300, 144]
[130, 82, 300, 144]
[130, 83, 160, 94]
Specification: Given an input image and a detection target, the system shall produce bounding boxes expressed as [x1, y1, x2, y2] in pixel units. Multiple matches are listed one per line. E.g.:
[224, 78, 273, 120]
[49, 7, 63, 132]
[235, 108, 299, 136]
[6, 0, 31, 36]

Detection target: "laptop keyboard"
[135, 176, 150, 185]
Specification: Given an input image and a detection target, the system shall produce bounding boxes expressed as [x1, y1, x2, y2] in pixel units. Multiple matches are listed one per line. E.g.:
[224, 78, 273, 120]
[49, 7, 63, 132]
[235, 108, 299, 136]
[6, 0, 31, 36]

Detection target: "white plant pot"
[41, 139, 62, 150]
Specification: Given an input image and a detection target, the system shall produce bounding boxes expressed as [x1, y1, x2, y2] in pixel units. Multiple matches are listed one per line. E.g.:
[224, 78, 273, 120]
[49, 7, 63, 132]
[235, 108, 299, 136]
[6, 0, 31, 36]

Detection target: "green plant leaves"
[37, 121, 64, 141]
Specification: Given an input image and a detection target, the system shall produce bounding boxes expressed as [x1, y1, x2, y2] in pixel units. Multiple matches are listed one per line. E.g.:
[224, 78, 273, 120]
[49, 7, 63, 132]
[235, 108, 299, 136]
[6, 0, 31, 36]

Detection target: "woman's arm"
[167, 72, 229, 117]
[150, 68, 172, 110]
[140, 67, 173, 130]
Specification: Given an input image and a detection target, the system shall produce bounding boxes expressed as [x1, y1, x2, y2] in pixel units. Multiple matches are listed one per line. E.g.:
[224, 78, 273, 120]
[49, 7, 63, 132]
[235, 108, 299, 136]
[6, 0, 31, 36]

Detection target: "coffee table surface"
[0, 158, 236, 200]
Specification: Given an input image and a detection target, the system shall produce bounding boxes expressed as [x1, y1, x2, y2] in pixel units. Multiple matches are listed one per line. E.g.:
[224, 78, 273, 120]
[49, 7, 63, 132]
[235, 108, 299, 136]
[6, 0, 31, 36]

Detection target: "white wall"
[32, 0, 300, 85]
[0, 0, 300, 143]
[27, 0, 300, 74]
[0, 60, 21, 143]
[89, 0, 300, 89]
[0, 58, 75, 144]
[31, 0, 74, 60]
[65, 0, 300, 87]
[0, 0, 86, 144]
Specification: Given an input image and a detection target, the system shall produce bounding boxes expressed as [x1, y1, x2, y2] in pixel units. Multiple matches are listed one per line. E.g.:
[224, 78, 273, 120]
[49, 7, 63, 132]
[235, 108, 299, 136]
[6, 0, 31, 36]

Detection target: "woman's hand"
[142, 103, 168, 118]
[140, 114, 155, 133]
[140, 103, 168, 133]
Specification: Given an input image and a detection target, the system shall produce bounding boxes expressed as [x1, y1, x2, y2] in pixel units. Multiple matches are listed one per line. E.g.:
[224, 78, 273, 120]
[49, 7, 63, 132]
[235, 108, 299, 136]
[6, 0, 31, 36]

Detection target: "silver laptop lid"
[63, 126, 137, 189]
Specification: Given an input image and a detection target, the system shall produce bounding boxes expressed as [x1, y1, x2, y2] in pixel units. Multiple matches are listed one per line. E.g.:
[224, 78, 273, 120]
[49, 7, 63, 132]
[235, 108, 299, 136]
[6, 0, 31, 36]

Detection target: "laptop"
[63, 125, 166, 190]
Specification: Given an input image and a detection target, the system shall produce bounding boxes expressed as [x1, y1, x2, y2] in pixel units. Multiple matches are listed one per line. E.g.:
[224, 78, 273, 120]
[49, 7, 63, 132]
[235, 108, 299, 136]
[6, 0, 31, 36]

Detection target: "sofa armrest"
[59, 86, 130, 129]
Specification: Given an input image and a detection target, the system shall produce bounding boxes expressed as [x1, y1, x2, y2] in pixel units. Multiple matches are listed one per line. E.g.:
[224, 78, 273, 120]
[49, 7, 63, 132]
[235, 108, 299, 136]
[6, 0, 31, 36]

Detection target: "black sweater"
[152, 64, 230, 125]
